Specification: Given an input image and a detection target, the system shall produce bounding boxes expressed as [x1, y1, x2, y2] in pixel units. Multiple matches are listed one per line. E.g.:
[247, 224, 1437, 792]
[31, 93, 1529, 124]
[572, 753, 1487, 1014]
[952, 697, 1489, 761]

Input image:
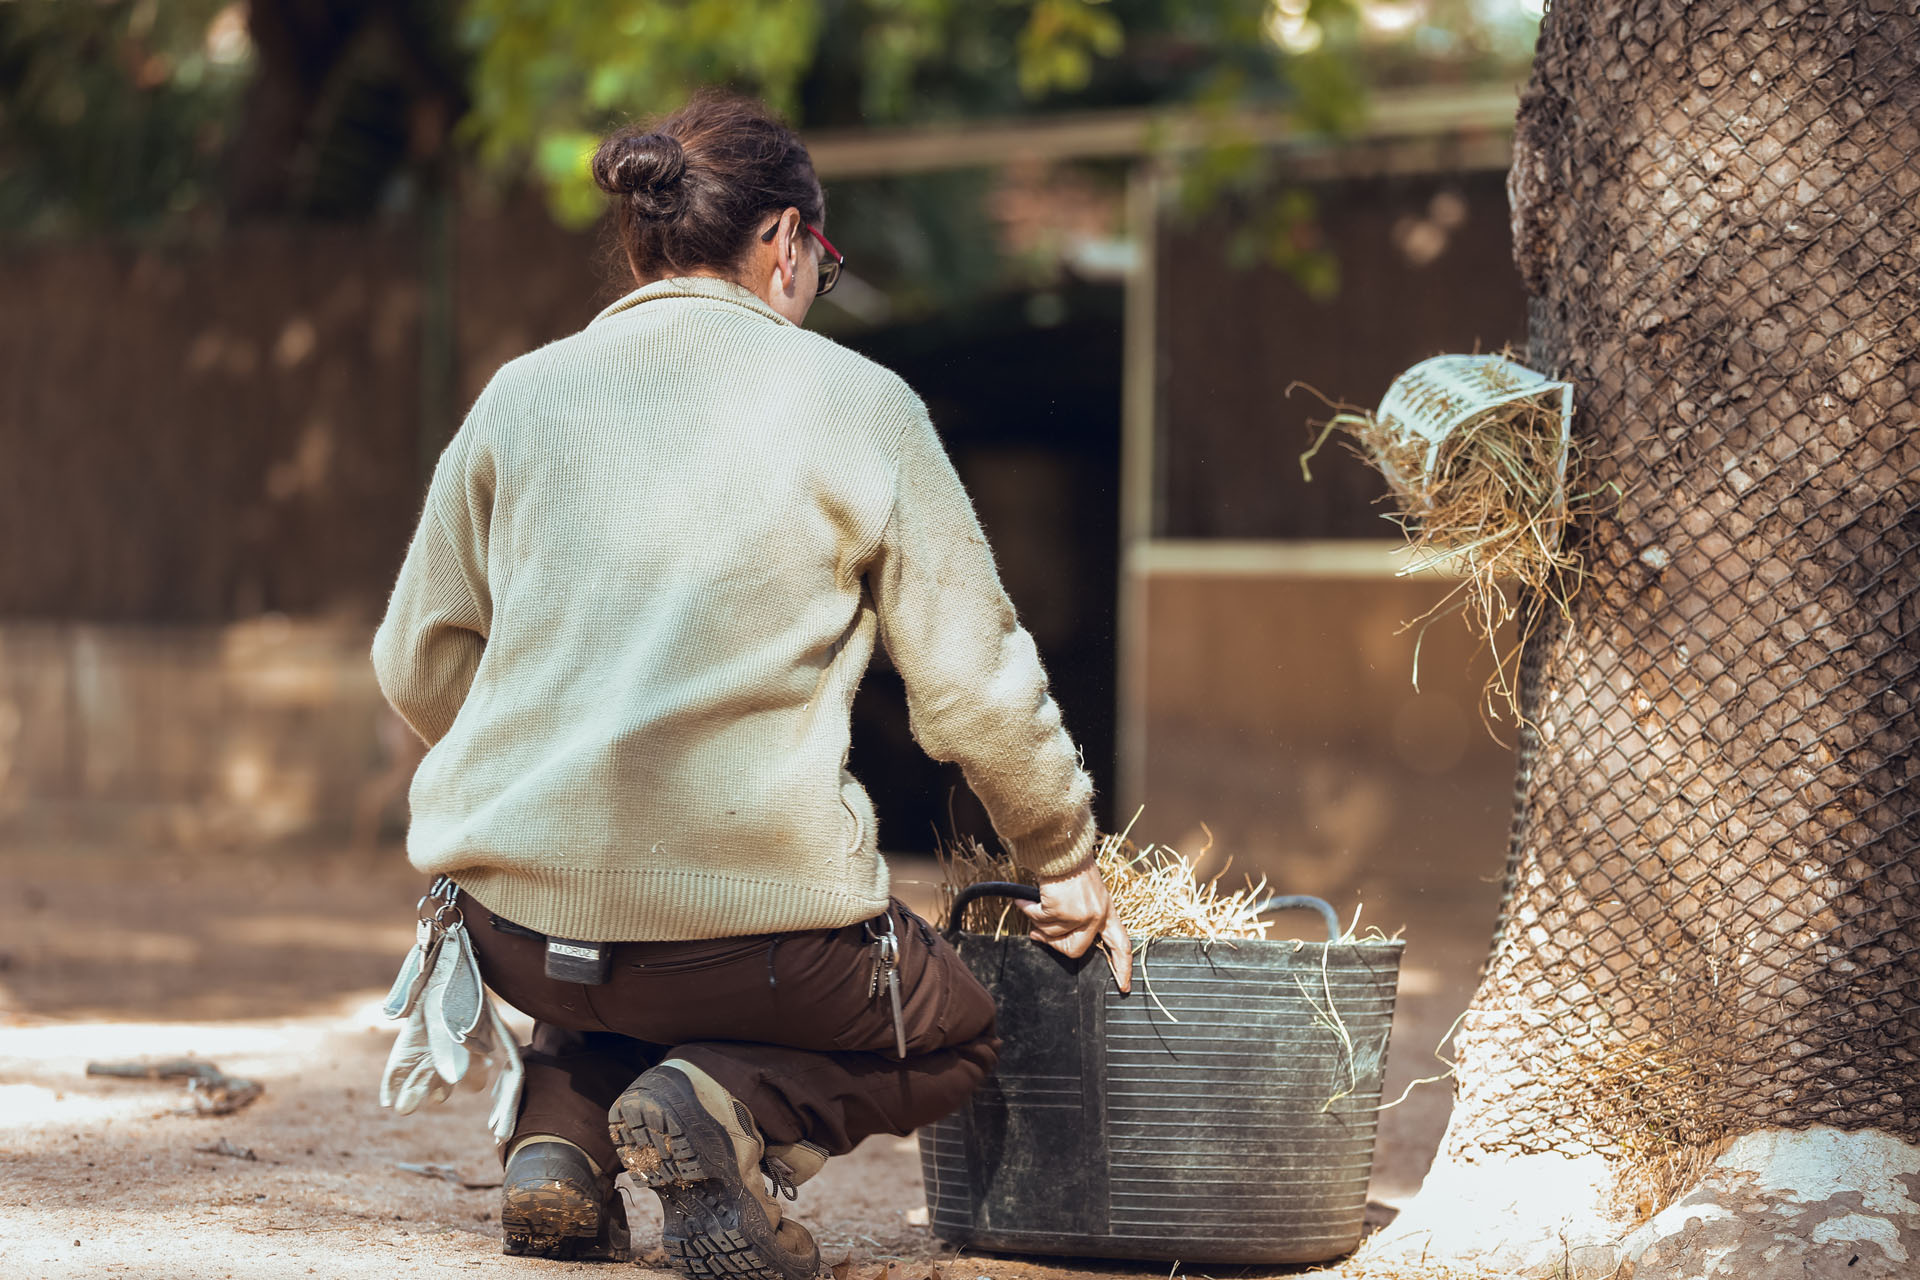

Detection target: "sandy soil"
[0, 833, 1497, 1279]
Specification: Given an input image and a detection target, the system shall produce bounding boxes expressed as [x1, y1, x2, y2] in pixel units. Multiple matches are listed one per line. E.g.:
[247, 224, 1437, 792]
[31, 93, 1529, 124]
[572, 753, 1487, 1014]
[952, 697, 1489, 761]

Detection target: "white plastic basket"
[1373, 353, 1575, 511]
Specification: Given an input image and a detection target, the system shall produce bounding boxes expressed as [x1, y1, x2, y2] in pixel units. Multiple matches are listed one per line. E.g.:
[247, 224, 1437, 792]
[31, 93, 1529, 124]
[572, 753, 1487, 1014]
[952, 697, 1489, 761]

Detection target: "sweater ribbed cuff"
[1011, 809, 1099, 881]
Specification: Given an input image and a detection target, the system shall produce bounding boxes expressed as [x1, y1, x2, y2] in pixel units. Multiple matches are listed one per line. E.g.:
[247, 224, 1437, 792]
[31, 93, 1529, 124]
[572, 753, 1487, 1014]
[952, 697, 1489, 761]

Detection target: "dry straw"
[1309, 1261, 1541, 1279]
[1567, 1029, 1730, 1223]
[1297, 355, 1608, 724]
[937, 817, 1275, 942]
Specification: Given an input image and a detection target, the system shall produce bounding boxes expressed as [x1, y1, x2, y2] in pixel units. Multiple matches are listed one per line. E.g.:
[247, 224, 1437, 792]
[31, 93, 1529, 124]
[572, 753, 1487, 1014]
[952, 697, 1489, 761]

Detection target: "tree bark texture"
[1448, 0, 1920, 1160]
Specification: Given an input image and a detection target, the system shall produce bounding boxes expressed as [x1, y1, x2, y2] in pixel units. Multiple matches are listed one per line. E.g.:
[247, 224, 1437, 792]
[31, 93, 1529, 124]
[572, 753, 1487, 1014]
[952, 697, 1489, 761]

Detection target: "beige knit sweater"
[371, 276, 1095, 941]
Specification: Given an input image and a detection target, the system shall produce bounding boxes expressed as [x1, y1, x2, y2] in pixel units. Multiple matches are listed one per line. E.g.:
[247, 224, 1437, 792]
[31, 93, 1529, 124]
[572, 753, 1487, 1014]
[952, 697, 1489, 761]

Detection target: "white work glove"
[378, 915, 524, 1142]
[381, 1006, 453, 1113]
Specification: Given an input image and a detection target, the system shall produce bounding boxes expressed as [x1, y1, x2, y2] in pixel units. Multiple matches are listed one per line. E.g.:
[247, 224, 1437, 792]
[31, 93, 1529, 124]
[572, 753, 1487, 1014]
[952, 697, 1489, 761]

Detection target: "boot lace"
[762, 1154, 800, 1202]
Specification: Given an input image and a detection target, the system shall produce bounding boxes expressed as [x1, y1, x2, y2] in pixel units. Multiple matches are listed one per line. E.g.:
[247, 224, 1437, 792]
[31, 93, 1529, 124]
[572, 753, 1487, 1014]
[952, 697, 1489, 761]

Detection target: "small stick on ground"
[393, 1161, 503, 1189]
[87, 1058, 265, 1115]
[193, 1137, 257, 1161]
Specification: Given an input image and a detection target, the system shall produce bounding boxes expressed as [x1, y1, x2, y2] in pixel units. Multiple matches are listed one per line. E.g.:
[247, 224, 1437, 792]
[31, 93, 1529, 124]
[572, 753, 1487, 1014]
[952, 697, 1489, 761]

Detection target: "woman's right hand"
[1019, 861, 1133, 994]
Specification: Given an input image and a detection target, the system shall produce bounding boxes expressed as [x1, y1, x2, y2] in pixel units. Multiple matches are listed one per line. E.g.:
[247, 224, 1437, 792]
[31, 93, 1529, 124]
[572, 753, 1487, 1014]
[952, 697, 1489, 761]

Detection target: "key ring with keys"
[863, 910, 909, 1060]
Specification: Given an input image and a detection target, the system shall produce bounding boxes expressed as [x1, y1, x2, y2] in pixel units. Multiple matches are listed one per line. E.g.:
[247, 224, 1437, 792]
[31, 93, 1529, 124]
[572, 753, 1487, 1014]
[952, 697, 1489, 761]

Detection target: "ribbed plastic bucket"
[918, 886, 1402, 1264]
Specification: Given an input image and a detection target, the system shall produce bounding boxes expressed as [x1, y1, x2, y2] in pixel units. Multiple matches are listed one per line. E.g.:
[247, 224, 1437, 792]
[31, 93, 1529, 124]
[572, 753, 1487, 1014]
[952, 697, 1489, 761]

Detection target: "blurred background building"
[1, 0, 1551, 1201]
[2, 0, 1532, 854]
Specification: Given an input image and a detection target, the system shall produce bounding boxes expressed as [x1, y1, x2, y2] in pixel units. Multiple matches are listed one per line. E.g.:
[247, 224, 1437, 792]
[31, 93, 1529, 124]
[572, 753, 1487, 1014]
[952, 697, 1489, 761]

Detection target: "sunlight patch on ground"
[0, 1081, 151, 1131]
[0, 1205, 512, 1280]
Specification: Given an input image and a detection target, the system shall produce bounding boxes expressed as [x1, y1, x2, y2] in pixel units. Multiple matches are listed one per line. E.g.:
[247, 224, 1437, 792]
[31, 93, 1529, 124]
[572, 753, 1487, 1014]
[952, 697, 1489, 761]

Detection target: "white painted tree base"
[1359, 1127, 1920, 1279]
[1359, 1146, 1626, 1278]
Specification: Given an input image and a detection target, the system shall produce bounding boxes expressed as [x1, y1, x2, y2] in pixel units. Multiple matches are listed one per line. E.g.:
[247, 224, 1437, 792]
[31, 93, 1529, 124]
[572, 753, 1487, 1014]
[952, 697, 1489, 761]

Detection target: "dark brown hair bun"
[593, 91, 824, 284]
[592, 132, 688, 219]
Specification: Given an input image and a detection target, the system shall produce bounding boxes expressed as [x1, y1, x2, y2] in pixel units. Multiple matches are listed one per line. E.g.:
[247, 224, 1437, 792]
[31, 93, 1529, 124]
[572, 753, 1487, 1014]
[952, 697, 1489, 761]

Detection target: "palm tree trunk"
[1453, 0, 1920, 1165]
[1370, 1, 1919, 1273]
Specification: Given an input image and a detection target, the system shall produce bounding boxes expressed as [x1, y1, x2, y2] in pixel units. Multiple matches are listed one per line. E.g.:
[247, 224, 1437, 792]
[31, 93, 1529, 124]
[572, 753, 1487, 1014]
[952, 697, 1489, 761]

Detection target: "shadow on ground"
[1, 809, 1503, 1279]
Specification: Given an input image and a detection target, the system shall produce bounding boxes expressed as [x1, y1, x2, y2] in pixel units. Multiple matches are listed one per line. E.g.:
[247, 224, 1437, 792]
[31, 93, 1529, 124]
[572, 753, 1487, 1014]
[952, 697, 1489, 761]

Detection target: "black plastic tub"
[918, 885, 1403, 1265]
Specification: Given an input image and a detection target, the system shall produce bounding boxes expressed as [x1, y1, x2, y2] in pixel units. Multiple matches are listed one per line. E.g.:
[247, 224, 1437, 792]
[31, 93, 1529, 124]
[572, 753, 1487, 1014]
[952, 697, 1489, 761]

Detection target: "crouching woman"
[371, 90, 1130, 1279]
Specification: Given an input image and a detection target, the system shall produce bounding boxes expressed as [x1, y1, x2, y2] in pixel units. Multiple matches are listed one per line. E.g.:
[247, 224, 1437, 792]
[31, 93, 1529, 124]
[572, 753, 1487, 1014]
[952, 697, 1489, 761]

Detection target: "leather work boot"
[608, 1059, 824, 1280]
[761, 1140, 829, 1200]
[500, 1137, 631, 1261]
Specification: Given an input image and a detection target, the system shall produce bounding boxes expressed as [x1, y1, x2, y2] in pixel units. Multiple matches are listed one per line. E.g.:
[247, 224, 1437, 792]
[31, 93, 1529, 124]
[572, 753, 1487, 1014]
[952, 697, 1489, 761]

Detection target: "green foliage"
[445, 0, 1544, 298]
[0, 0, 251, 234]
[461, 0, 827, 222]
[857, 0, 964, 122]
[461, 0, 1163, 226]
[0, 0, 1538, 304]
[1150, 0, 1370, 300]
[1016, 0, 1124, 97]
[457, 0, 1381, 231]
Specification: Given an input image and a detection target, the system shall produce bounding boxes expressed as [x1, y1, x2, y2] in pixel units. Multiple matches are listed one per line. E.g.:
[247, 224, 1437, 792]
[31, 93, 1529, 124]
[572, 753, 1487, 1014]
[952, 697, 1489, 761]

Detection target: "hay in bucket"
[1297, 354, 1603, 723]
[937, 819, 1277, 942]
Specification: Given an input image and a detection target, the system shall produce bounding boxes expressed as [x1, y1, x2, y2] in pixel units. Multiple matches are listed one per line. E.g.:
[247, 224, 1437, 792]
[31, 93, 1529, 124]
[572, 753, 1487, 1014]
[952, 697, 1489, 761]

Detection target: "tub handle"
[945, 881, 1042, 935]
[1253, 895, 1343, 943]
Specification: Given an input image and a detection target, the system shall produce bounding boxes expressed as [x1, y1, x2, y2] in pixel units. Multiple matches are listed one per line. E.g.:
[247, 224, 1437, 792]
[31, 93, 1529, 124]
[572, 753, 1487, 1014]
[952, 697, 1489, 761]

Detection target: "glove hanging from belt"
[376, 876, 524, 1142]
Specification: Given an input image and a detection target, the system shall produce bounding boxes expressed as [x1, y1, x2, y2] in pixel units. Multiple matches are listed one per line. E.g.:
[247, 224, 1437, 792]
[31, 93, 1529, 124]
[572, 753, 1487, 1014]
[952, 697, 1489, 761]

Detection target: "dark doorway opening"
[841, 281, 1123, 854]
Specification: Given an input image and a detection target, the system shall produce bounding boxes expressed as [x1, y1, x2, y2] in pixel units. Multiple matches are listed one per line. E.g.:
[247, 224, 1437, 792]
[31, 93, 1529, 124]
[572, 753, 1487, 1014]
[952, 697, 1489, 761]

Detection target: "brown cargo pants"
[457, 889, 999, 1173]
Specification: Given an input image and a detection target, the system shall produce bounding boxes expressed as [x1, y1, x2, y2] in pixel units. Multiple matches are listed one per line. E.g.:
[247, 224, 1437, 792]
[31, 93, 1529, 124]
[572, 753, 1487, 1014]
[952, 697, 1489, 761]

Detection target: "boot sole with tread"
[500, 1176, 629, 1261]
[608, 1067, 821, 1280]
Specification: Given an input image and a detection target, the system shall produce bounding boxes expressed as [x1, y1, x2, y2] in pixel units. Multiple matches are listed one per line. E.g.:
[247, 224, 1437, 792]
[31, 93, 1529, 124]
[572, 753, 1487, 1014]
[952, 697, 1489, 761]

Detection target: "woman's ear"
[778, 207, 805, 293]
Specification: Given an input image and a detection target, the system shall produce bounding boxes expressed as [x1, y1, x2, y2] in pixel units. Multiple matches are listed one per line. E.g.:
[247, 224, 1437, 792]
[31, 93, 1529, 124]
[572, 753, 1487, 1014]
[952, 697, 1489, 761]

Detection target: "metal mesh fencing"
[1444, 0, 1920, 1162]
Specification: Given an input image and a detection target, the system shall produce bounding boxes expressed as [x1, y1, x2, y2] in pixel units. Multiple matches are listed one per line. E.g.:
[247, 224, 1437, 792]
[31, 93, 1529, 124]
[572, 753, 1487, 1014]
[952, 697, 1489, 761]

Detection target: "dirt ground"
[0, 804, 1503, 1280]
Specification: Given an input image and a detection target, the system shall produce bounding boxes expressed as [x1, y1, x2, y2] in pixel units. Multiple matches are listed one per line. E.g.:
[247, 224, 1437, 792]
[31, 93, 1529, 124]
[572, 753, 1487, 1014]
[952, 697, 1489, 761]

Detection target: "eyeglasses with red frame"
[761, 218, 844, 296]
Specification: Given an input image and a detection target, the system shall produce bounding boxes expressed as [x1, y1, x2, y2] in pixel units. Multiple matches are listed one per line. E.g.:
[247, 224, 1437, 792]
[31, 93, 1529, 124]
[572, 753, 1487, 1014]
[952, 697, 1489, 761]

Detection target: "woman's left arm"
[371, 425, 493, 747]
[867, 413, 1097, 877]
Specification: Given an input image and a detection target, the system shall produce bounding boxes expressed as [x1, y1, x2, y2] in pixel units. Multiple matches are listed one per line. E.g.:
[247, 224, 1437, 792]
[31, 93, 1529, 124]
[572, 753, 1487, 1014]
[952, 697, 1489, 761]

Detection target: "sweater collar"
[591, 275, 794, 328]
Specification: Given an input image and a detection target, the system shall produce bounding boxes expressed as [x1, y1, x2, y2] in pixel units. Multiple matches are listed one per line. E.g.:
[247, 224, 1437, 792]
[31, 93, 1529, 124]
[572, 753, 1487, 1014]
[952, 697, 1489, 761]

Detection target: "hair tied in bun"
[593, 131, 688, 219]
[593, 93, 823, 284]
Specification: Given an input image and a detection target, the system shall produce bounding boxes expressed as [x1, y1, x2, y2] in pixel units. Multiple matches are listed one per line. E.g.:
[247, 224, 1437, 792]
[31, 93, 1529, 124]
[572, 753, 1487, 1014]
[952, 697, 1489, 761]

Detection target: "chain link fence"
[1445, 0, 1920, 1164]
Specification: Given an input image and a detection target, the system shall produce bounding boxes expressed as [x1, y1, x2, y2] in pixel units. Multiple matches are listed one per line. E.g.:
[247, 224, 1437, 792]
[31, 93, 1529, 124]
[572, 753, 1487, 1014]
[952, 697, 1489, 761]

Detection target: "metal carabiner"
[426, 874, 464, 931]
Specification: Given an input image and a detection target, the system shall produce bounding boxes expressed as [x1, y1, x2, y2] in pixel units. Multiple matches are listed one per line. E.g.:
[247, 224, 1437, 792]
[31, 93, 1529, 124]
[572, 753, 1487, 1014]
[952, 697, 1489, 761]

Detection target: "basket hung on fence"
[918, 884, 1403, 1265]
[1365, 353, 1573, 509]
[1301, 352, 1583, 715]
